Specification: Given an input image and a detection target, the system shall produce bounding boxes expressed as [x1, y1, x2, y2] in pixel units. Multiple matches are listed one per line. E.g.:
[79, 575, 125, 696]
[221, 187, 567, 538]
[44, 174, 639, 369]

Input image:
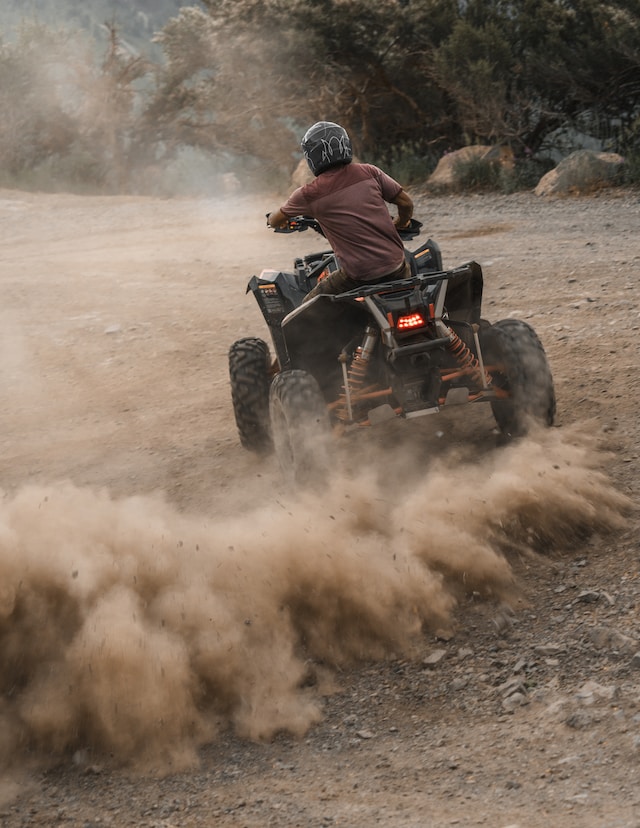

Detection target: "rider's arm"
[267, 209, 289, 229]
[390, 189, 414, 230]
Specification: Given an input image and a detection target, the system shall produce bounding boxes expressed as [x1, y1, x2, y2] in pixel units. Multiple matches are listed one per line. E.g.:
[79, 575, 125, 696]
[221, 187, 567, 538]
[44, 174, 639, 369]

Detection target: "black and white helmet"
[301, 121, 353, 176]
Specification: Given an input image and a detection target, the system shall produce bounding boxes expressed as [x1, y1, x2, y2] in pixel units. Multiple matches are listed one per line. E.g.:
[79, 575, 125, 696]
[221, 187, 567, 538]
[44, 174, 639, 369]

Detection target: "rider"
[267, 121, 414, 300]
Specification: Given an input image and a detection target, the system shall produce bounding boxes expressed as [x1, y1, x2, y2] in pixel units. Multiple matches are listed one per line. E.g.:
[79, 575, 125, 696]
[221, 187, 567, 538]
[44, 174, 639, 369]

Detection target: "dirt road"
[0, 187, 638, 826]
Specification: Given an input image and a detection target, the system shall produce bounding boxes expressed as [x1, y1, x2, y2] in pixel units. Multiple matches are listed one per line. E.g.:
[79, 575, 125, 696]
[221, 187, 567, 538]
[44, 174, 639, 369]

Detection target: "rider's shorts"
[304, 259, 410, 302]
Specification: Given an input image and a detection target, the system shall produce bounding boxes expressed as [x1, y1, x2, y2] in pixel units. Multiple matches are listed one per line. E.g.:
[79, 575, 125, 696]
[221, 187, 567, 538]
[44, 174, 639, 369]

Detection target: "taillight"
[396, 312, 426, 331]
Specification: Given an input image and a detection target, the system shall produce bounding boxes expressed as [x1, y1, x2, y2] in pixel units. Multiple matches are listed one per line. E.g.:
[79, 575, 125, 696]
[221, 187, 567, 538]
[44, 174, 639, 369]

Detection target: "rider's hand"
[267, 208, 288, 229]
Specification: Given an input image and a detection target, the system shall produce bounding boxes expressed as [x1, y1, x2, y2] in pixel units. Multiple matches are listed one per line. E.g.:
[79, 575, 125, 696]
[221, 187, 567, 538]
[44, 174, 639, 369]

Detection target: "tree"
[0, 20, 156, 190]
[162, 0, 640, 166]
[0, 23, 77, 178]
[2, 0, 638, 191]
[433, 0, 640, 154]
[79, 23, 153, 190]
[152, 0, 462, 168]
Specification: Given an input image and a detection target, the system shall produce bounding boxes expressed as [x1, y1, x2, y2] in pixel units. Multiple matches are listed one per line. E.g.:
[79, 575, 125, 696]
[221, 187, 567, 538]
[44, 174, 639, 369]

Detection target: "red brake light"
[396, 312, 426, 331]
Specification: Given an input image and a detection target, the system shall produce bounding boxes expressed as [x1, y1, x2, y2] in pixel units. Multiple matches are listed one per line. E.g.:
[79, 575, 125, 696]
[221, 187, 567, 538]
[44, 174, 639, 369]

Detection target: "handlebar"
[273, 215, 325, 236]
[267, 215, 423, 241]
[397, 218, 423, 240]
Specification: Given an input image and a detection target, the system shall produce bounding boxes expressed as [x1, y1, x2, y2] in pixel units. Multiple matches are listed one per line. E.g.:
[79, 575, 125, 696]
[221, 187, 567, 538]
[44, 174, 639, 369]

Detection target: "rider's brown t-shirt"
[279, 163, 406, 281]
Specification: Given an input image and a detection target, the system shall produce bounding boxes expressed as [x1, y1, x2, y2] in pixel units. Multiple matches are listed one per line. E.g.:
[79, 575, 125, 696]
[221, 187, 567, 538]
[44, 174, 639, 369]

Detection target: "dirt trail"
[0, 187, 638, 827]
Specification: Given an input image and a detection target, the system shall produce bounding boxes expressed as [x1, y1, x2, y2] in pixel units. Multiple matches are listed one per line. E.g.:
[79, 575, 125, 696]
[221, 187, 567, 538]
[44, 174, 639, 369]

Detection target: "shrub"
[368, 144, 438, 187]
[452, 156, 502, 191]
[616, 150, 640, 188]
[0, 148, 107, 194]
[498, 156, 556, 193]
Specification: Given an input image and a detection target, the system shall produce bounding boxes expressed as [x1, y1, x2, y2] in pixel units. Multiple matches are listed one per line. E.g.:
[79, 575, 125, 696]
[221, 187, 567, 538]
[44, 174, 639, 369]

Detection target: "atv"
[229, 216, 555, 482]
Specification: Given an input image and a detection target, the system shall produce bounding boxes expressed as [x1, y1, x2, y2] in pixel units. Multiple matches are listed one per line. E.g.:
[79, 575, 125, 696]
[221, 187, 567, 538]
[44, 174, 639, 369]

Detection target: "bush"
[0, 148, 108, 193]
[374, 145, 439, 187]
[452, 156, 502, 191]
[498, 157, 556, 193]
[451, 154, 556, 194]
[616, 150, 640, 188]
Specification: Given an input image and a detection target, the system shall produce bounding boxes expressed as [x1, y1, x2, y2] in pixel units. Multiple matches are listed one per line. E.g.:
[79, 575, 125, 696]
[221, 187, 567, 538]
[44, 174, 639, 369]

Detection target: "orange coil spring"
[335, 348, 369, 422]
[447, 328, 491, 387]
[348, 349, 369, 387]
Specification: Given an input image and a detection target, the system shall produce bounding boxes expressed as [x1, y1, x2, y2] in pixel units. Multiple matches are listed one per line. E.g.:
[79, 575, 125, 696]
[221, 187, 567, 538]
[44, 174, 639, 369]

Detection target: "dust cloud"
[0, 425, 630, 771]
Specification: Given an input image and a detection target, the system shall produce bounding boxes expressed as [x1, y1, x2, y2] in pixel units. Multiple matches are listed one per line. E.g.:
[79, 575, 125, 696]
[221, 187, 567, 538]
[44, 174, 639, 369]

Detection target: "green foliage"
[498, 157, 556, 193]
[452, 156, 502, 192]
[163, 0, 640, 171]
[152, 7, 216, 83]
[1, 0, 640, 193]
[617, 151, 640, 187]
[452, 153, 557, 194]
[373, 145, 439, 187]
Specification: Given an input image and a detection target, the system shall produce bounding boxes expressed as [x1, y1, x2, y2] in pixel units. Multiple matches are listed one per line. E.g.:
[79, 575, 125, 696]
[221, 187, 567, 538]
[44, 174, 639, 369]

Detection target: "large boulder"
[535, 150, 624, 196]
[426, 145, 514, 190]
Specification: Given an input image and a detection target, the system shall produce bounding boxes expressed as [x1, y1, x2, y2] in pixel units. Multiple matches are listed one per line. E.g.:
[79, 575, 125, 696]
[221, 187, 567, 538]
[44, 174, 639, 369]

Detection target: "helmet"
[301, 121, 353, 176]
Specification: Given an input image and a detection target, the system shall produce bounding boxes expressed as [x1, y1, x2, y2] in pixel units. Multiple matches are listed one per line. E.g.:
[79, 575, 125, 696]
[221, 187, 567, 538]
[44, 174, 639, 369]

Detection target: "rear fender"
[445, 261, 483, 324]
[281, 296, 370, 398]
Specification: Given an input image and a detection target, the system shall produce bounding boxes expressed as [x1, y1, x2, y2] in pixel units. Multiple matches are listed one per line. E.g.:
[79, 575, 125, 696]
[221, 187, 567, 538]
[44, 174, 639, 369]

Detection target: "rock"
[426, 145, 514, 190]
[575, 680, 618, 704]
[542, 698, 570, 720]
[423, 649, 447, 666]
[630, 652, 640, 669]
[577, 589, 601, 603]
[535, 149, 624, 196]
[565, 710, 596, 730]
[497, 677, 531, 713]
[503, 692, 527, 711]
[589, 625, 639, 655]
[492, 608, 515, 635]
[534, 643, 566, 656]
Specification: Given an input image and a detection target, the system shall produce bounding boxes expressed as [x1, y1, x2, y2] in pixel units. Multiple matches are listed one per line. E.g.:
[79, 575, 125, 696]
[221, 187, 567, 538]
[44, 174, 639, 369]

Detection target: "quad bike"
[228, 216, 555, 481]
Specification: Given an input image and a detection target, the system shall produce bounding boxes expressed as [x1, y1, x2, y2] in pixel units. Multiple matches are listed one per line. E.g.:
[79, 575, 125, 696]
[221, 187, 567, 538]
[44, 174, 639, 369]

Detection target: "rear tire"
[228, 337, 273, 454]
[269, 370, 330, 485]
[481, 319, 556, 437]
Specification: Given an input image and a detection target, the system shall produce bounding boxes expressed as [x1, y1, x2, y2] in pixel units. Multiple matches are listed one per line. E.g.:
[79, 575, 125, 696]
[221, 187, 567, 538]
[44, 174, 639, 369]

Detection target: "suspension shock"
[337, 325, 378, 423]
[438, 322, 491, 389]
